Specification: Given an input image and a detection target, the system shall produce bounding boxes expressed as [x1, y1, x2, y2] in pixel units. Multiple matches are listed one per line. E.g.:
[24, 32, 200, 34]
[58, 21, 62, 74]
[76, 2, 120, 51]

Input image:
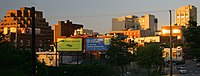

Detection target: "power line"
[46, 9, 175, 19]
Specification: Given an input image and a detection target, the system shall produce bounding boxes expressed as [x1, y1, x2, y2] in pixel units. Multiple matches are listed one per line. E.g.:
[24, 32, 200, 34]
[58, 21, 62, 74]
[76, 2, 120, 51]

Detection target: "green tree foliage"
[107, 35, 136, 75]
[136, 43, 163, 75]
[0, 32, 48, 76]
[107, 35, 135, 66]
[182, 21, 200, 60]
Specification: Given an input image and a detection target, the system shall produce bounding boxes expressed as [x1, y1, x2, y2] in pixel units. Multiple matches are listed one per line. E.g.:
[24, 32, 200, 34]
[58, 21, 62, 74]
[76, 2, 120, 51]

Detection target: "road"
[129, 60, 200, 76]
[165, 60, 200, 76]
[178, 60, 200, 76]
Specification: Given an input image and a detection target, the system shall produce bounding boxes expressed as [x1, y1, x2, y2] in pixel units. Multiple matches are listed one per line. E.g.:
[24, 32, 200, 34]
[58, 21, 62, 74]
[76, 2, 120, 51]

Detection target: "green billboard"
[57, 38, 82, 51]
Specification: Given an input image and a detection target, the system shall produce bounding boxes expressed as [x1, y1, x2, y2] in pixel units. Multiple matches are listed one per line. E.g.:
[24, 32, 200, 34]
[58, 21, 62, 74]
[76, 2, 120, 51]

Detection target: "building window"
[141, 40, 144, 43]
[39, 40, 42, 47]
[20, 40, 23, 46]
[154, 19, 158, 23]
[166, 52, 169, 57]
[27, 40, 30, 46]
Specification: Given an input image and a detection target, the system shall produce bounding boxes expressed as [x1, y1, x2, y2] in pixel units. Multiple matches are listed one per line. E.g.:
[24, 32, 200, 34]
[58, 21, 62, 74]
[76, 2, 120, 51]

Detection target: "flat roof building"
[175, 5, 197, 27]
[54, 20, 83, 42]
[112, 15, 140, 31]
[138, 14, 158, 31]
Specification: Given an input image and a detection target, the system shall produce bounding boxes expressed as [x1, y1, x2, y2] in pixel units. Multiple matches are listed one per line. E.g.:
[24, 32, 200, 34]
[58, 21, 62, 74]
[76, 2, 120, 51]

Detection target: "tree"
[0, 32, 48, 76]
[107, 35, 136, 76]
[182, 20, 200, 60]
[136, 43, 163, 76]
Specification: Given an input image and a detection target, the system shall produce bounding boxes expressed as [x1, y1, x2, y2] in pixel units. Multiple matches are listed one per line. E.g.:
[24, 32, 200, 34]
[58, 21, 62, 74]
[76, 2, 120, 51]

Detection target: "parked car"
[177, 66, 185, 70]
[178, 67, 187, 74]
[179, 69, 187, 74]
[193, 58, 198, 62]
[197, 63, 200, 67]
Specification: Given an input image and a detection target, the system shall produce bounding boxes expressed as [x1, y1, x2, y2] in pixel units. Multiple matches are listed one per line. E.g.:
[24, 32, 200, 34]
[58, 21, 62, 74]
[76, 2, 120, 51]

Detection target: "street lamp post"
[15, 17, 18, 49]
[169, 10, 173, 76]
[31, 7, 36, 76]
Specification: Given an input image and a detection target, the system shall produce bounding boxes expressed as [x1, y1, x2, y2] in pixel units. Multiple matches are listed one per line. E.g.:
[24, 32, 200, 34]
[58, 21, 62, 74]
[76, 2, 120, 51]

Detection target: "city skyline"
[0, 0, 200, 34]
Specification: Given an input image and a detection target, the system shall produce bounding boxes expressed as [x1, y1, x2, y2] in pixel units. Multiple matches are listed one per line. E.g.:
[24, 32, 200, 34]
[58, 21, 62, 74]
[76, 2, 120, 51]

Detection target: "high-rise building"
[112, 15, 140, 31]
[175, 5, 197, 27]
[112, 14, 158, 32]
[0, 7, 53, 51]
[54, 20, 83, 42]
[138, 14, 158, 31]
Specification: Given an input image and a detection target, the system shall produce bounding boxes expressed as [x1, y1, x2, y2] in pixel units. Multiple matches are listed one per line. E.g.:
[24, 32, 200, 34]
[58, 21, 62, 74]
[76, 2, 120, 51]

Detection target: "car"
[177, 66, 185, 70]
[179, 69, 187, 74]
[193, 59, 198, 62]
[197, 63, 200, 67]
[178, 67, 187, 74]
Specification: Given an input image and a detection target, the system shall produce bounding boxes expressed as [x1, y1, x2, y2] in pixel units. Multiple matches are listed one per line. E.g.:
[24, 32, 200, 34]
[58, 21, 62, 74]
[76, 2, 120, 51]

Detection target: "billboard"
[57, 38, 82, 51]
[86, 38, 111, 51]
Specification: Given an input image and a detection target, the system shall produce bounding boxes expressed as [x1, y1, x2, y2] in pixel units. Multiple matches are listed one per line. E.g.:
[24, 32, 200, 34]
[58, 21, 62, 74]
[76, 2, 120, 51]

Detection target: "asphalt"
[164, 60, 200, 76]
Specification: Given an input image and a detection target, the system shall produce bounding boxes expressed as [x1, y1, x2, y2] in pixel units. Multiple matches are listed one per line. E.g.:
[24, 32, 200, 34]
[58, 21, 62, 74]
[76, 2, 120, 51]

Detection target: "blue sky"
[0, 0, 200, 34]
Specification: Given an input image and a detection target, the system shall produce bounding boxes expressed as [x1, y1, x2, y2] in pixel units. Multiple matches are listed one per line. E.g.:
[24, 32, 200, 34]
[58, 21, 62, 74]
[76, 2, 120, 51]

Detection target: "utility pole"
[169, 10, 173, 76]
[31, 7, 36, 76]
[55, 42, 58, 67]
[15, 17, 18, 48]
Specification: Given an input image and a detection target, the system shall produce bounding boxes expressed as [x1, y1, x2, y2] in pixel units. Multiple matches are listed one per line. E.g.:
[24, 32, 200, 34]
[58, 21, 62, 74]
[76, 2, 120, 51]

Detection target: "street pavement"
[129, 60, 200, 76]
[178, 60, 200, 76]
[165, 60, 200, 76]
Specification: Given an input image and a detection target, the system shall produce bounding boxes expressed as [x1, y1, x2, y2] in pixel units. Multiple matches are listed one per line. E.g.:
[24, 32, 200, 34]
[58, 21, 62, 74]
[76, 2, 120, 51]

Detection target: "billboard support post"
[90, 52, 92, 64]
[55, 42, 58, 67]
[55, 42, 57, 67]
[61, 52, 63, 65]
[77, 52, 79, 64]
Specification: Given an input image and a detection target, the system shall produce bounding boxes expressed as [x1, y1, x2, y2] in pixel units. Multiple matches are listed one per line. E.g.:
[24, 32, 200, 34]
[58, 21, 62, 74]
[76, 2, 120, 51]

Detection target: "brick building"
[54, 20, 83, 42]
[109, 29, 154, 39]
[0, 7, 53, 51]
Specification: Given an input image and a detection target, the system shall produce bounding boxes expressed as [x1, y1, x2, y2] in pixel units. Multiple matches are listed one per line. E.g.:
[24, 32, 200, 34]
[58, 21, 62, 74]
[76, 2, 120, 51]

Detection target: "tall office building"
[138, 14, 158, 31]
[112, 15, 140, 31]
[0, 7, 53, 51]
[175, 5, 197, 27]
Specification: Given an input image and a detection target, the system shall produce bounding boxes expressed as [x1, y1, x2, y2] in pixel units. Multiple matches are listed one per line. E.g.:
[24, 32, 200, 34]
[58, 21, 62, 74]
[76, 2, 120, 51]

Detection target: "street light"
[31, 7, 36, 76]
[169, 10, 173, 76]
[15, 17, 19, 49]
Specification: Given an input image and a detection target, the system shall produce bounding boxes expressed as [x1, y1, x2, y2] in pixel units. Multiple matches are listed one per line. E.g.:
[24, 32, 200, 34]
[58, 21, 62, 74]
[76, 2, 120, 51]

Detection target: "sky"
[0, 0, 200, 34]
